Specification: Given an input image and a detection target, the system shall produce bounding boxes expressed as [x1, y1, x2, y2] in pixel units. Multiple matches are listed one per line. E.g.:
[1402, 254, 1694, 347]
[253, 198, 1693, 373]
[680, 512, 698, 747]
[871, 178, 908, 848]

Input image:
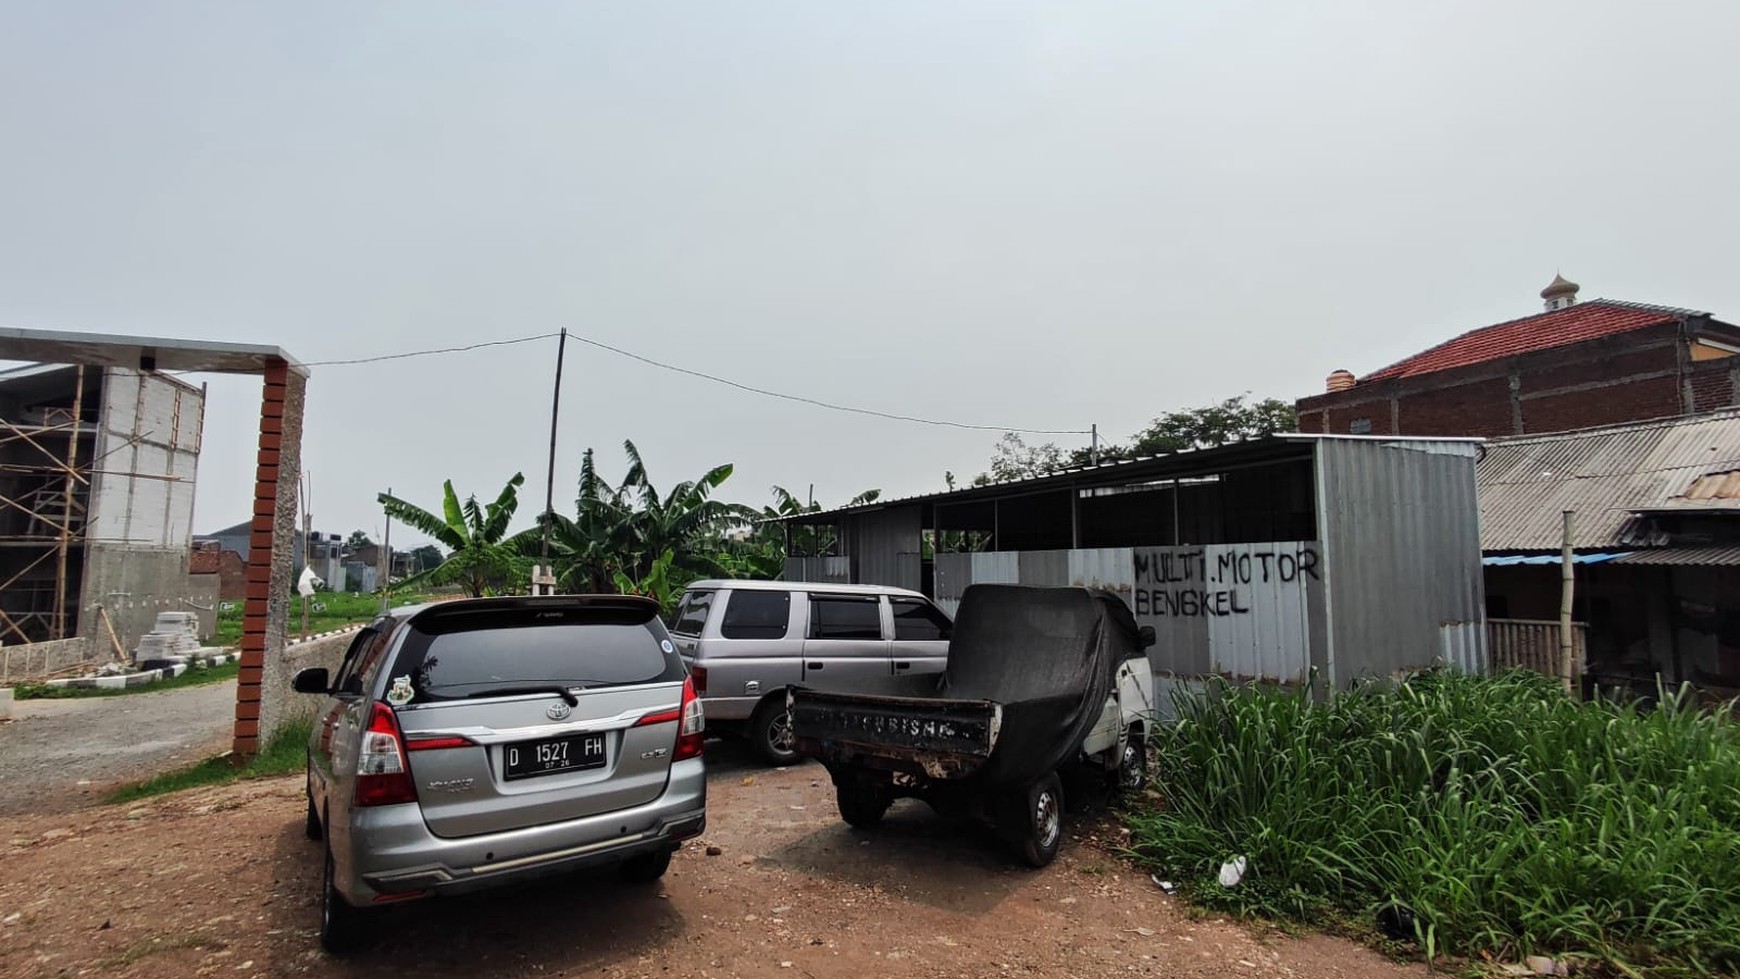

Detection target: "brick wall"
[1298, 323, 1740, 438]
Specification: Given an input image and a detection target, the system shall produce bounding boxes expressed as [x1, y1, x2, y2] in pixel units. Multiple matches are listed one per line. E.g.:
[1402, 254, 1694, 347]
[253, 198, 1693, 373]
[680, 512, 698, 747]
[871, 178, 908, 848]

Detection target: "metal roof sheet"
[1477, 408, 1740, 550]
[1611, 545, 1740, 566]
[772, 434, 1480, 525]
[1482, 552, 1631, 567]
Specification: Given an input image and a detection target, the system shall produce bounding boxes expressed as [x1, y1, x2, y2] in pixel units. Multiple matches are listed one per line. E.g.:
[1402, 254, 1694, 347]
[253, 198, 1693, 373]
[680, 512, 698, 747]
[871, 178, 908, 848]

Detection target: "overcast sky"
[3, 2, 1737, 545]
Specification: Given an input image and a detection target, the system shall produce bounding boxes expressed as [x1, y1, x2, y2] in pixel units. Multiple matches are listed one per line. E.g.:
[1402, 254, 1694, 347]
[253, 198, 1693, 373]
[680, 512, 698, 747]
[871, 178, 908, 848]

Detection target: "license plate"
[503, 733, 607, 780]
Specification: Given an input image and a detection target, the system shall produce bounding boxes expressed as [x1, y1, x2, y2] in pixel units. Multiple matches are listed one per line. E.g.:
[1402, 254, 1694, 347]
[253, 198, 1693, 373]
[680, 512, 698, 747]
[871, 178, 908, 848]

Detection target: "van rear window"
[389, 606, 684, 703]
[669, 591, 714, 636]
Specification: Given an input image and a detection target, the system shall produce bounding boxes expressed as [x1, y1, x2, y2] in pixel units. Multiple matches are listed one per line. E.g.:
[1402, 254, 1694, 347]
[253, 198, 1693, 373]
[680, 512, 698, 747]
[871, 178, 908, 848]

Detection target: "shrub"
[1127, 671, 1740, 974]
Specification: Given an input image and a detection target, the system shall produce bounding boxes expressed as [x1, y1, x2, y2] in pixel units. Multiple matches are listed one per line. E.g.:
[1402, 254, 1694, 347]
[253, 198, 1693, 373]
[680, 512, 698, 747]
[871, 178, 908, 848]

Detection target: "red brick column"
[234, 360, 306, 759]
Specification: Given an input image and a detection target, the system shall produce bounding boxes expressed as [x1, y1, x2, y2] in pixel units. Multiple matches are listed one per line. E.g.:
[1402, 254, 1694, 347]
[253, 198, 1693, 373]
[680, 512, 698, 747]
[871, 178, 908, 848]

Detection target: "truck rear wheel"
[1013, 772, 1065, 868]
[836, 783, 892, 829]
[1118, 727, 1148, 796]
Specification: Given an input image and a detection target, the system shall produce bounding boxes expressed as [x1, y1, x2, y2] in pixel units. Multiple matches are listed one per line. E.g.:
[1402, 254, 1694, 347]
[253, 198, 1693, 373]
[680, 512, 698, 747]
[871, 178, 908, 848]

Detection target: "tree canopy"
[974, 394, 1297, 484]
[379, 473, 526, 598]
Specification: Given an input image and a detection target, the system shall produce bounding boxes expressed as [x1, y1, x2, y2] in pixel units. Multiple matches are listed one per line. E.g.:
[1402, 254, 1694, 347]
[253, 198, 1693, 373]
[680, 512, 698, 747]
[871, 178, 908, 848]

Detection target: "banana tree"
[379, 473, 528, 598]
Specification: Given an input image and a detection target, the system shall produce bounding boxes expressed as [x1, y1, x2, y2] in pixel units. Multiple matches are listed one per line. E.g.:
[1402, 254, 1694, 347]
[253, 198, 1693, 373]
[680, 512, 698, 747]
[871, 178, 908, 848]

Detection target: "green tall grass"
[1128, 671, 1740, 975]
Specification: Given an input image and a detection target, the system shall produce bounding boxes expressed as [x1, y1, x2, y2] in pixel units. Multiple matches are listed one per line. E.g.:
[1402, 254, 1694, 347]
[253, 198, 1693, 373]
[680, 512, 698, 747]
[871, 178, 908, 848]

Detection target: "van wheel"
[751, 701, 800, 766]
[618, 848, 673, 883]
[1117, 727, 1148, 796]
[1012, 772, 1065, 868]
[836, 783, 892, 829]
[320, 842, 369, 955]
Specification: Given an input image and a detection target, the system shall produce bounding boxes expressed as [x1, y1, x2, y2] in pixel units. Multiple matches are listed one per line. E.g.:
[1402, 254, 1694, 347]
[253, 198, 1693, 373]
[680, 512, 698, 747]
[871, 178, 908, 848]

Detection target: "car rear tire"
[320, 842, 369, 955]
[304, 785, 322, 842]
[618, 848, 673, 883]
[1013, 772, 1065, 868]
[836, 783, 892, 830]
[751, 701, 800, 766]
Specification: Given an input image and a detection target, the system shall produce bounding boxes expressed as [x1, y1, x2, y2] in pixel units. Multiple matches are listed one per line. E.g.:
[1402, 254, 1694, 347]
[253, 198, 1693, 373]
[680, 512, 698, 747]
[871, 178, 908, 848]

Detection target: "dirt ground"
[0, 741, 1424, 979]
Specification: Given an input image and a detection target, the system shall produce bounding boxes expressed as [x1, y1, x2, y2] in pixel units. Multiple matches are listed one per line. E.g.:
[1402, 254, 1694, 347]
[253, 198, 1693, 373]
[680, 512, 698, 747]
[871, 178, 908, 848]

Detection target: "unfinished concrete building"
[0, 363, 209, 653]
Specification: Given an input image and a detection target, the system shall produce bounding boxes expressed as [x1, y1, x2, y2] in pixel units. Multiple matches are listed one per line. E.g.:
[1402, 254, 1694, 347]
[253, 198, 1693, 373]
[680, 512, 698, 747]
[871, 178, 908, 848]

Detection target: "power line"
[564, 332, 1092, 436]
[302, 332, 560, 367]
[289, 329, 1089, 437]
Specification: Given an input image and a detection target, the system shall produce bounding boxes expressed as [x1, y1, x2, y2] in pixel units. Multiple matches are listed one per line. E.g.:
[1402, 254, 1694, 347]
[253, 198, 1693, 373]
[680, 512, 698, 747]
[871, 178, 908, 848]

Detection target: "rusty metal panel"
[1478, 408, 1740, 550]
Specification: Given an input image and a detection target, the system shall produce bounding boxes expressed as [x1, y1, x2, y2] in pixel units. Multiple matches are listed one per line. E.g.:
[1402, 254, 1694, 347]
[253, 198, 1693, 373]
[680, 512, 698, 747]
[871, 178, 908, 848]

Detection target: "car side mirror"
[292, 667, 331, 694]
[1138, 626, 1157, 650]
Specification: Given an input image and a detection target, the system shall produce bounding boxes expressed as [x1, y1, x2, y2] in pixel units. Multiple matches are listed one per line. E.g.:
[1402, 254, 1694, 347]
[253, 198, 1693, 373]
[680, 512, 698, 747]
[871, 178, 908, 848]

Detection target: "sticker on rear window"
[661, 639, 675, 654]
[386, 675, 415, 707]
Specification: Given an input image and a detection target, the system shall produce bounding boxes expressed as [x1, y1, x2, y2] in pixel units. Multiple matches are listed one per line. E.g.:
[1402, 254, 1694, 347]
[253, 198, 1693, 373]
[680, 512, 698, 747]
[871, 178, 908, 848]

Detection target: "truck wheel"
[1014, 773, 1065, 868]
[1117, 727, 1148, 796]
[751, 701, 800, 766]
[836, 783, 892, 829]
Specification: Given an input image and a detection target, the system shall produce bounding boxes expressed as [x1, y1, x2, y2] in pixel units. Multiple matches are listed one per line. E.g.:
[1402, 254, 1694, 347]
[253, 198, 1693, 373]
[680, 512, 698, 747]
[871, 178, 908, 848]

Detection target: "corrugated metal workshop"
[775, 434, 1486, 688]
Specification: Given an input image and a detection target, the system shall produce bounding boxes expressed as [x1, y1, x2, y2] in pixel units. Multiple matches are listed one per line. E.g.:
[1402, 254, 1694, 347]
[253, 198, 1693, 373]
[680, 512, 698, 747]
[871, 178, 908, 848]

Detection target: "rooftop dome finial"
[1541, 272, 1580, 311]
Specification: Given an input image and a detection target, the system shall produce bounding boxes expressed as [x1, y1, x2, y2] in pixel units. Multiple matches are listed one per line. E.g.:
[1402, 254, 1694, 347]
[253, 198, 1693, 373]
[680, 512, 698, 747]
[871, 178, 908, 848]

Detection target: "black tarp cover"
[938, 584, 1146, 785]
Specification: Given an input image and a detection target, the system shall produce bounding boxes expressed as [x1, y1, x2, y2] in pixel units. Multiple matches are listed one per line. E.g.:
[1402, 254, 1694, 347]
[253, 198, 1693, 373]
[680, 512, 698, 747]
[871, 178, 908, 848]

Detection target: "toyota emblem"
[546, 702, 573, 721]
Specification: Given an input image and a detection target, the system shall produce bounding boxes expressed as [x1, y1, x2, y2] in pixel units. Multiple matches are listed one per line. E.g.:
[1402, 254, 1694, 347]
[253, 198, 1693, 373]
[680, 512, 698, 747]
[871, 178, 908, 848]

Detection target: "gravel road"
[0, 680, 237, 816]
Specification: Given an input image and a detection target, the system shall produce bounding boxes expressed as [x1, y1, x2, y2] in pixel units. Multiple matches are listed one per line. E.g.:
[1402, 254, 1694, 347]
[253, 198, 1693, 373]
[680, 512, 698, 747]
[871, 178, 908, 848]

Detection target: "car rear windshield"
[388, 604, 684, 704]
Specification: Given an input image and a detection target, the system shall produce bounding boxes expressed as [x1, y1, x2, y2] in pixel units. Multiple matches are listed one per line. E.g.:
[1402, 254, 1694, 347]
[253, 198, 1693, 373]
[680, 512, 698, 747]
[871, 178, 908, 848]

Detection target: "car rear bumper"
[333, 758, 706, 903]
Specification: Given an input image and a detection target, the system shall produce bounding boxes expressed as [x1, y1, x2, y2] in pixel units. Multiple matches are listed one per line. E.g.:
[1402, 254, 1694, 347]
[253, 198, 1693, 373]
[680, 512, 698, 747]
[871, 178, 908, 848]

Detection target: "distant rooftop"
[1363, 299, 1714, 382]
[1478, 407, 1740, 551]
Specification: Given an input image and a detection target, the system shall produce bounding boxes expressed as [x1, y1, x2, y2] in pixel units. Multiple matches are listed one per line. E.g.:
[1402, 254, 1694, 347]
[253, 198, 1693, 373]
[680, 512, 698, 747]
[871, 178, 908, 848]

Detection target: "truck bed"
[787, 687, 1002, 780]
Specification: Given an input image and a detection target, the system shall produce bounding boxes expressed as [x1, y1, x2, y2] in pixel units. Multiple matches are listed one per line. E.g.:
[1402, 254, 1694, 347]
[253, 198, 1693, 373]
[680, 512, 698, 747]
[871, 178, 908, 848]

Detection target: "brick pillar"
[234, 361, 307, 759]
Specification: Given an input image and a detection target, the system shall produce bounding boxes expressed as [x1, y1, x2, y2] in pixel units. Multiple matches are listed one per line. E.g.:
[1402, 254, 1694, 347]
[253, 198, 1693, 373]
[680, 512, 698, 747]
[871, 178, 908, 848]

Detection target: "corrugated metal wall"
[1315, 438, 1487, 683]
[845, 505, 923, 592]
[783, 556, 851, 583]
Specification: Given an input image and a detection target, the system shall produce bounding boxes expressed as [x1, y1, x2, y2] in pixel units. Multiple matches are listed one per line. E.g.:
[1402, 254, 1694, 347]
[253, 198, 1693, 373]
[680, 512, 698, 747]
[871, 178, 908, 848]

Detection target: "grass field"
[1128, 671, 1740, 977]
[212, 590, 435, 647]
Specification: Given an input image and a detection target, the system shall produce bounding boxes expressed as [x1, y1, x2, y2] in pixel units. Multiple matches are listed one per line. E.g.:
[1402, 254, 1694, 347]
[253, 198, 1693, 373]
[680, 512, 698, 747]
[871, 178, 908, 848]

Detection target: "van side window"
[669, 591, 714, 636]
[330, 628, 379, 695]
[809, 596, 882, 641]
[891, 598, 952, 641]
[720, 590, 790, 640]
[336, 625, 396, 696]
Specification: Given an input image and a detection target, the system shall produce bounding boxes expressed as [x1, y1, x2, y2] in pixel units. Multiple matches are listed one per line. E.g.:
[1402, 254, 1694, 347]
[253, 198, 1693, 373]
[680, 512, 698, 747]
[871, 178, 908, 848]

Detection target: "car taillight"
[675, 675, 704, 762]
[690, 665, 707, 697]
[405, 735, 477, 752]
[354, 702, 418, 807]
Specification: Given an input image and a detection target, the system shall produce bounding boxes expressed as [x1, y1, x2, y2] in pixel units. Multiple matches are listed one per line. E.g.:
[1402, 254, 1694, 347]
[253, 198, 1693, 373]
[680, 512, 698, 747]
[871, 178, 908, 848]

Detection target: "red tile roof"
[1362, 300, 1696, 382]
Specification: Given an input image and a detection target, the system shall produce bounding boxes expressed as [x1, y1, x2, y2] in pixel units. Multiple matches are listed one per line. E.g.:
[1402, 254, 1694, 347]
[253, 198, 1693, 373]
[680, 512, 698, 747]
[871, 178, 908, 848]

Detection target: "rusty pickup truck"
[787, 584, 1156, 867]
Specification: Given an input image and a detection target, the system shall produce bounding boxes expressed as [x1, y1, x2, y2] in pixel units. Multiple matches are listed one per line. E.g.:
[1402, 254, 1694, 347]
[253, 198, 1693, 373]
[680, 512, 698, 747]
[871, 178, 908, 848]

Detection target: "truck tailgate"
[787, 687, 1002, 779]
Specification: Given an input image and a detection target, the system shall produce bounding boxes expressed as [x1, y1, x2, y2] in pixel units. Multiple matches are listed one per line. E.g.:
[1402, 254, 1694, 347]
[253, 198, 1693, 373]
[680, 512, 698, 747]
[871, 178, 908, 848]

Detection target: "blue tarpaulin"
[1482, 552, 1632, 567]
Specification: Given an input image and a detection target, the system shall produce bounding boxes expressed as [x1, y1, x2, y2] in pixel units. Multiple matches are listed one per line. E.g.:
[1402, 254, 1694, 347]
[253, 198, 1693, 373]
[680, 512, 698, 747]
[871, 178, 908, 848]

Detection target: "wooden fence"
[1487, 618, 1588, 682]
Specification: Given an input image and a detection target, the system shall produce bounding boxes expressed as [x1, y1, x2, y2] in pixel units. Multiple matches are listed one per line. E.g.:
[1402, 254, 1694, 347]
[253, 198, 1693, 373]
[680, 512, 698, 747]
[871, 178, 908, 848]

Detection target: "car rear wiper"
[463, 685, 579, 707]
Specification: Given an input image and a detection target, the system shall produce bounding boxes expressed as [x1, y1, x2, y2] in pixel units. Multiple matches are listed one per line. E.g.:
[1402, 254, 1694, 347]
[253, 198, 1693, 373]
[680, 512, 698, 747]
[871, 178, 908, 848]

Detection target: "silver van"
[667, 580, 952, 764]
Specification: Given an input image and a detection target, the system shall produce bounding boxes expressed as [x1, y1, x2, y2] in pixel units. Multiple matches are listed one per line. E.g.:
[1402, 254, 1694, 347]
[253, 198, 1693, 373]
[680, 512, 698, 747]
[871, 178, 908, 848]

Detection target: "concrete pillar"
[234, 360, 306, 759]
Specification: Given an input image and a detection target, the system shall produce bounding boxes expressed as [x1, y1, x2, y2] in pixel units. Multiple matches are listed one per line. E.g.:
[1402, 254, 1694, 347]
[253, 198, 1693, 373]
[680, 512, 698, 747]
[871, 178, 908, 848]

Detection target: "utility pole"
[379, 486, 392, 614]
[52, 365, 85, 640]
[1090, 424, 1099, 467]
[536, 329, 568, 596]
[1559, 509, 1576, 697]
